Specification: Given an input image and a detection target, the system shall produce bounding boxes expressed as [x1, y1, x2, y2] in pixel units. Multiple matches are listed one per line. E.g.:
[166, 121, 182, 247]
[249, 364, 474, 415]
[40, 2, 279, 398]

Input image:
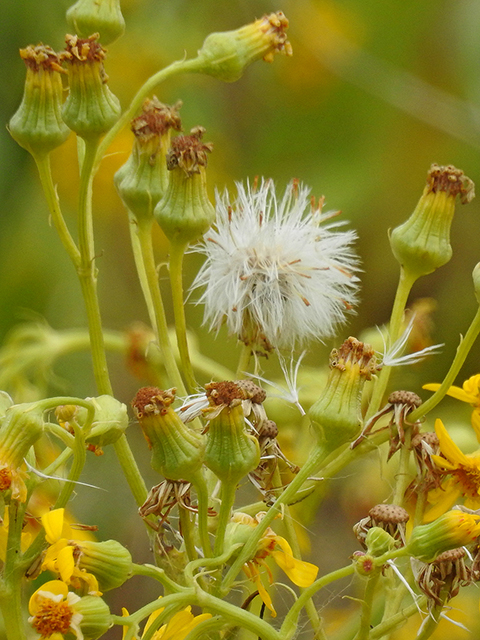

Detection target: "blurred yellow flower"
[231, 512, 319, 616]
[425, 419, 480, 521]
[41, 509, 100, 595]
[424, 374, 480, 441]
[122, 601, 211, 640]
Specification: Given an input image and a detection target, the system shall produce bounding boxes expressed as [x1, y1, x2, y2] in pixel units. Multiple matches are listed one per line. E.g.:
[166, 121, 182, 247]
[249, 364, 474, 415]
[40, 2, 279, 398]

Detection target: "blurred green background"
[2, 1, 480, 637]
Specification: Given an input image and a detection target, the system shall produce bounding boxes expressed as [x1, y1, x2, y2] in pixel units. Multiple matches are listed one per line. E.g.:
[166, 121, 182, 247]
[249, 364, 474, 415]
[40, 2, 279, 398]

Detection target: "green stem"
[0, 502, 27, 640]
[366, 268, 417, 420]
[280, 563, 356, 640]
[355, 572, 381, 640]
[94, 58, 204, 170]
[192, 472, 212, 558]
[34, 154, 80, 265]
[77, 137, 112, 396]
[221, 444, 327, 594]
[130, 563, 187, 592]
[369, 597, 427, 639]
[179, 505, 197, 562]
[410, 305, 480, 422]
[213, 481, 237, 557]
[391, 428, 412, 506]
[113, 434, 148, 507]
[235, 344, 252, 379]
[134, 219, 186, 393]
[169, 242, 197, 393]
[273, 467, 323, 638]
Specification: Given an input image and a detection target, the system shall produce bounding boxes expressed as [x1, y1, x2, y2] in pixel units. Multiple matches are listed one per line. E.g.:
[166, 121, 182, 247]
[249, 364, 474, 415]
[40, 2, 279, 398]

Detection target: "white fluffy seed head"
[191, 179, 361, 349]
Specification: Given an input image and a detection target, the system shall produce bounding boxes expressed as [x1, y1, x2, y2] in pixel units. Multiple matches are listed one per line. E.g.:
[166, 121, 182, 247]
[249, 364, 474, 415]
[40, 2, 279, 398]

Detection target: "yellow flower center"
[0, 467, 12, 491]
[31, 599, 73, 636]
[453, 465, 480, 498]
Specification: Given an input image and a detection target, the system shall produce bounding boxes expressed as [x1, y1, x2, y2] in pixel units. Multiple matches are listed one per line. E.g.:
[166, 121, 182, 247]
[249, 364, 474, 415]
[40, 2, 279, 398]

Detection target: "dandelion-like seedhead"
[192, 179, 360, 350]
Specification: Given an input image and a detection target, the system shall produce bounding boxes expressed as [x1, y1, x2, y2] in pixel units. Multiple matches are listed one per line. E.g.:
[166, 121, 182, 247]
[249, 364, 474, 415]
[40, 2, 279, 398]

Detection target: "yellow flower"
[41, 509, 100, 595]
[425, 419, 480, 521]
[28, 580, 83, 640]
[424, 374, 480, 441]
[229, 512, 319, 617]
[122, 601, 211, 640]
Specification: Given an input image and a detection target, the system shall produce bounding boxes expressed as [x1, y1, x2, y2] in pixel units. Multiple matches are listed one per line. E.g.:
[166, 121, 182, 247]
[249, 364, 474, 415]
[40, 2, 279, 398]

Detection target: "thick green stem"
[369, 597, 427, 639]
[366, 268, 417, 420]
[221, 444, 327, 595]
[113, 434, 148, 507]
[169, 242, 197, 393]
[179, 505, 197, 562]
[134, 220, 186, 393]
[354, 572, 381, 640]
[0, 502, 27, 640]
[130, 563, 187, 592]
[391, 429, 412, 507]
[410, 305, 480, 422]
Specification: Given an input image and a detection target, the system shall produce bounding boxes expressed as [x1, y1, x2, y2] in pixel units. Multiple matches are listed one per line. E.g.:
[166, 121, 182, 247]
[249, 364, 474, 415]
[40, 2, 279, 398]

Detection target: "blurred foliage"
[2, 2, 480, 635]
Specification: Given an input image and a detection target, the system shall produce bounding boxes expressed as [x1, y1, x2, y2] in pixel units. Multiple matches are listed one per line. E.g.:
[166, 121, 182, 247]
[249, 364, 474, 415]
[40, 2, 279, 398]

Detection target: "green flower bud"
[9, 45, 70, 158]
[77, 539, 132, 591]
[0, 402, 45, 502]
[390, 164, 475, 281]
[132, 387, 204, 481]
[62, 34, 121, 140]
[407, 510, 480, 562]
[75, 595, 111, 639]
[203, 381, 260, 484]
[309, 338, 378, 453]
[154, 127, 215, 246]
[84, 395, 129, 447]
[115, 98, 182, 222]
[193, 12, 292, 82]
[67, 0, 125, 45]
[365, 527, 396, 557]
[352, 551, 376, 577]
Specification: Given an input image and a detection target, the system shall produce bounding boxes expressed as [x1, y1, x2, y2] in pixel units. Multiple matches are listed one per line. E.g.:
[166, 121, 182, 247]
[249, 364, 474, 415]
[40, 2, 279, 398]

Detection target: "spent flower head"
[192, 179, 360, 350]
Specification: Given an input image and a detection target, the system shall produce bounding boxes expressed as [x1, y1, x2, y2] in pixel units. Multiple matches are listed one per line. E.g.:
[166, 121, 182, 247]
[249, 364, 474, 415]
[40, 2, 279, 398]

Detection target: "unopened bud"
[67, 0, 125, 45]
[74, 595, 111, 639]
[77, 539, 132, 591]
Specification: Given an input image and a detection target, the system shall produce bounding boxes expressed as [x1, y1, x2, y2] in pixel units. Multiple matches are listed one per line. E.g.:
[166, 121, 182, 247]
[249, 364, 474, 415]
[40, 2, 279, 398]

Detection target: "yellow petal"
[462, 374, 480, 399]
[271, 550, 319, 587]
[254, 572, 276, 617]
[41, 509, 67, 544]
[434, 419, 470, 465]
[424, 484, 461, 522]
[29, 580, 68, 615]
[471, 411, 480, 444]
[143, 597, 164, 634]
[57, 545, 75, 583]
[423, 383, 477, 404]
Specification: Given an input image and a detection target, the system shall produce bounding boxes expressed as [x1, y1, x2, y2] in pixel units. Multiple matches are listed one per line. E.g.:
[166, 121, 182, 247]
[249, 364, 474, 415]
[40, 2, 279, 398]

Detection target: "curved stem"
[113, 434, 148, 507]
[369, 597, 427, 639]
[94, 58, 202, 172]
[169, 242, 197, 393]
[410, 305, 480, 422]
[134, 219, 186, 393]
[77, 137, 113, 396]
[130, 563, 187, 592]
[366, 268, 417, 420]
[179, 505, 197, 562]
[0, 502, 27, 640]
[34, 154, 80, 265]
